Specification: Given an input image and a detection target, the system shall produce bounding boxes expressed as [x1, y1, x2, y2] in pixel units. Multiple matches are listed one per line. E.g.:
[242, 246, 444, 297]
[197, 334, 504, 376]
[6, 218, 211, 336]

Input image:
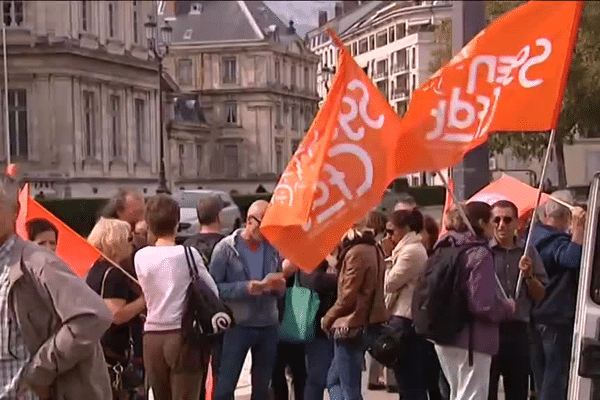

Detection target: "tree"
[429, 1, 600, 188]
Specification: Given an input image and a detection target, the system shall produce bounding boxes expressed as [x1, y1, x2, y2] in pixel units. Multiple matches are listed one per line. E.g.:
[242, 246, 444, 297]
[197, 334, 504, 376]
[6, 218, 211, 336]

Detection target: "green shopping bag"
[279, 274, 321, 343]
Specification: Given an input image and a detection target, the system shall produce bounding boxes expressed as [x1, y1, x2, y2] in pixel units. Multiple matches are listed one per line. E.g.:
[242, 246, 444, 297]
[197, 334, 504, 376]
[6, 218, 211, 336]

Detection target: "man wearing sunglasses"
[488, 200, 547, 400]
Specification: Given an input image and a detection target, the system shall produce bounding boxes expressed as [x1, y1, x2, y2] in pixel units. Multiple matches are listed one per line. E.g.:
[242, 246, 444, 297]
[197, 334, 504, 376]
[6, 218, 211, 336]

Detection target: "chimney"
[342, 1, 360, 14]
[287, 20, 296, 35]
[318, 10, 328, 27]
[334, 2, 342, 18]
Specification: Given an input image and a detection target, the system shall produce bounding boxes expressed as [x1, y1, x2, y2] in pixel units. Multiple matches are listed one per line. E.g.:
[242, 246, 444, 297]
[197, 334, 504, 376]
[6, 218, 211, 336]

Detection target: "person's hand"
[263, 273, 286, 291]
[518, 255, 533, 279]
[282, 259, 298, 278]
[247, 280, 265, 296]
[506, 299, 517, 315]
[18, 381, 50, 400]
[571, 207, 586, 244]
[320, 317, 328, 333]
[381, 237, 395, 257]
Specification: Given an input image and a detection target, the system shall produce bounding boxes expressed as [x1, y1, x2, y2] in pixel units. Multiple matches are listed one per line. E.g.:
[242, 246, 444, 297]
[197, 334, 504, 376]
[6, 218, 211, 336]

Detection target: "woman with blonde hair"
[86, 217, 146, 399]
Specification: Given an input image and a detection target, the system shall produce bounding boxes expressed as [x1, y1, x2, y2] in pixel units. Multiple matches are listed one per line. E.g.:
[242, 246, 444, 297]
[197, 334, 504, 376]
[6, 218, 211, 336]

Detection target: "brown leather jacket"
[322, 243, 388, 331]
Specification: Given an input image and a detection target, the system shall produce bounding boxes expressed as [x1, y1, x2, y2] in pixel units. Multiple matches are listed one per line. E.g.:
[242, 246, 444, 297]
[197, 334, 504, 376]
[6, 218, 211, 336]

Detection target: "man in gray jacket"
[0, 174, 113, 399]
[210, 200, 285, 400]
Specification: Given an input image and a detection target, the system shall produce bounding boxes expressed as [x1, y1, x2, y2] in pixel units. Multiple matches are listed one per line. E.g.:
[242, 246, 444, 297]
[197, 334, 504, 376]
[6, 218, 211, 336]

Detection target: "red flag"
[260, 31, 405, 272]
[439, 176, 455, 236]
[393, 1, 583, 176]
[16, 184, 101, 278]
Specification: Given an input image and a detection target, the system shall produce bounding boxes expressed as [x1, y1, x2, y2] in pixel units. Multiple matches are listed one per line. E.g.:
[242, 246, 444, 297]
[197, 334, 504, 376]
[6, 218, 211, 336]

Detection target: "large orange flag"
[260, 32, 404, 272]
[393, 1, 583, 176]
[16, 184, 101, 278]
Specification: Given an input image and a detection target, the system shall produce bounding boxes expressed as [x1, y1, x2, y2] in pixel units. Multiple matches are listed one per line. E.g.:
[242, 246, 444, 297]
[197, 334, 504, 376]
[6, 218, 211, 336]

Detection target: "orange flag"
[439, 176, 455, 236]
[393, 1, 583, 176]
[468, 174, 549, 222]
[260, 31, 405, 272]
[16, 184, 101, 278]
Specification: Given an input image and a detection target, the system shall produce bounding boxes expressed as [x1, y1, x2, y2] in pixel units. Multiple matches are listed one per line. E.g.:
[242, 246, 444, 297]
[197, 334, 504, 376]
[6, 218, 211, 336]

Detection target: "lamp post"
[145, 16, 172, 194]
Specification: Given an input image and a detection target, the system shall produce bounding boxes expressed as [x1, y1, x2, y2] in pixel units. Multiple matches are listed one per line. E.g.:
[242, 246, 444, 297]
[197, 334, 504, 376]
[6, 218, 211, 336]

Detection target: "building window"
[274, 59, 280, 82]
[329, 49, 334, 66]
[6, 89, 27, 158]
[358, 38, 368, 54]
[291, 105, 298, 131]
[291, 139, 301, 155]
[133, 1, 140, 44]
[83, 90, 97, 158]
[196, 144, 203, 175]
[222, 56, 237, 84]
[291, 64, 296, 87]
[81, 0, 91, 32]
[135, 98, 148, 162]
[369, 35, 375, 51]
[304, 67, 309, 90]
[3, 0, 23, 27]
[412, 74, 417, 91]
[397, 23, 406, 39]
[178, 144, 185, 177]
[322, 53, 327, 68]
[304, 106, 312, 130]
[108, 2, 117, 38]
[411, 47, 416, 69]
[376, 31, 388, 47]
[178, 59, 192, 85]
[276, 102, 282, 126]
[223, 144, 239, 178]
[225, 101, 237, 124]
[389, 26, 395, 42]
[109, 95, 121, 158]
[275, 139, 284, 174]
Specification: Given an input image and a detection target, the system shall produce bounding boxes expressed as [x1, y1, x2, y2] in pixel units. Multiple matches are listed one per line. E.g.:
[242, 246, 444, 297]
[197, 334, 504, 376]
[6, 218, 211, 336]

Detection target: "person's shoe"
[368, 383, 386, 391]
[387, 385, 399, 393]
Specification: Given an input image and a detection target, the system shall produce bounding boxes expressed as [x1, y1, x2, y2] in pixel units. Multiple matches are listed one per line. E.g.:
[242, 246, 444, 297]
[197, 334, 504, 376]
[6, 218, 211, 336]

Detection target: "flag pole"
[2, 9, 9, 165]
[515, 129, 558, 298]
[438, 170, 510, 301]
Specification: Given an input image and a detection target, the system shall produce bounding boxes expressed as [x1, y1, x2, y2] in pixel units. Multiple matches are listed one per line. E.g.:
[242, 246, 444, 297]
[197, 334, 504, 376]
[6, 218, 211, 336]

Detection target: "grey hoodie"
[209, 229, 283, 327]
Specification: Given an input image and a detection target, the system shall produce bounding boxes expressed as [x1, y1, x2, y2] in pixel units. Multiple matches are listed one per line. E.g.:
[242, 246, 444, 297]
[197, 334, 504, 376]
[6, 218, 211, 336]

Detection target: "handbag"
[366, 321, 412, 368]
[279, 273, 320, 343]
[100, 266, 144, 391]
[182, 246, 234, 344]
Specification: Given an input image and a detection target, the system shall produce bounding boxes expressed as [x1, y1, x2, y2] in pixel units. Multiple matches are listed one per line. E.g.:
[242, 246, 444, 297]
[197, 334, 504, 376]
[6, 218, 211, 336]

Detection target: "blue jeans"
[304, 338, 334, 400]
[327, 340, 364, 400]
[214, 325, 279, 400]
[529, 323, 573, 400]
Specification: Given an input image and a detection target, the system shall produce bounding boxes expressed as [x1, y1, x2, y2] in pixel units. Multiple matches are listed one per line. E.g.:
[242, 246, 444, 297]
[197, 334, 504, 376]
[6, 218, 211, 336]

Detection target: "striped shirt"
[0, 235, 35, 400]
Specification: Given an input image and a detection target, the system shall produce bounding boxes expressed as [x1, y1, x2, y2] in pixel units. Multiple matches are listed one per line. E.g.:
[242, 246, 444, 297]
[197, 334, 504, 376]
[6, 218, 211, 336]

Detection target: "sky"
[264, 1, 336, 37]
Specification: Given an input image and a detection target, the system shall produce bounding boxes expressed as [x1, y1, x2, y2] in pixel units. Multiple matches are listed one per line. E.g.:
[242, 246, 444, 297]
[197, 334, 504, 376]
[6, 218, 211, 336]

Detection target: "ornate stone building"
[163, 0, 320, 193]
[0, 0, 162, 198]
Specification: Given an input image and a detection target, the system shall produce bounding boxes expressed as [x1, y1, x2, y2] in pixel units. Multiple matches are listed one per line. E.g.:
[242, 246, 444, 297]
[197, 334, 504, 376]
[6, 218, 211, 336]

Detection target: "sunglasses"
[493, 216, 514, 225]
[249, 215, 262, 225]
[385, 228, 395, 236]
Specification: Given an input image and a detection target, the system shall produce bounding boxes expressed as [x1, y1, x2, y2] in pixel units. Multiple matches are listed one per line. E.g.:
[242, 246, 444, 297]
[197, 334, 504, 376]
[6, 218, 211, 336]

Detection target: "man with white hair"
[394, 193, 417, 211]
[0, 173, 113, 399]
[528, 190, 586, 400]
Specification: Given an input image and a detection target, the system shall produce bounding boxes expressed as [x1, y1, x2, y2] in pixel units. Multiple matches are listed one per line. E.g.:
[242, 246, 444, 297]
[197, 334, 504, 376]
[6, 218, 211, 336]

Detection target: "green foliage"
[39, 198, 108, 237]
[429, 19, 453, 74]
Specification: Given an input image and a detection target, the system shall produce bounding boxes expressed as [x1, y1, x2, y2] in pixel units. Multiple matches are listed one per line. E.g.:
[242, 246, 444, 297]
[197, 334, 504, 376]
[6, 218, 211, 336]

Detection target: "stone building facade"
[163, 0, 320, 193]
[0, 0, 161, 198]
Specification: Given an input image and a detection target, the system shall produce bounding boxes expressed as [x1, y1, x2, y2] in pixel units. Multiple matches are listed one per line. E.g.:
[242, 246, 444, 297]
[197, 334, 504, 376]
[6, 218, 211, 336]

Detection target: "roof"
[306, 1, 388, 38]
[169, 0, 298, 44]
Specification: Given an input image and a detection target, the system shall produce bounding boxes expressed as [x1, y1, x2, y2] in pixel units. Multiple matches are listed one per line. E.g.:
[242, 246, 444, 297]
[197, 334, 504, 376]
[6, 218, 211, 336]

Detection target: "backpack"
[184, 234, 223, 266]
[411, 238, 478, 347]
[181, 246, 234, 345]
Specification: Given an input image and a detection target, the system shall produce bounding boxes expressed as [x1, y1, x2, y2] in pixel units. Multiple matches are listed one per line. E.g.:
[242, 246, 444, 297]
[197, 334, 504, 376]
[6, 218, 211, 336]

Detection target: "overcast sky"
[264, 1, 336, 36]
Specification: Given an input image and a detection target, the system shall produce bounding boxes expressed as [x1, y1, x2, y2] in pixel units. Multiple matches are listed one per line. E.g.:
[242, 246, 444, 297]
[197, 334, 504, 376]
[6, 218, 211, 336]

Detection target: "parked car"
[173, 190, 242, 243]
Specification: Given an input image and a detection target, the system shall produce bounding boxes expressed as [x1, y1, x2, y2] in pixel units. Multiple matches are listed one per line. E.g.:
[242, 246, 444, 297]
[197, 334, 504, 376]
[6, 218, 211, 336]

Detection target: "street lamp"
[145, 15, 172, 194]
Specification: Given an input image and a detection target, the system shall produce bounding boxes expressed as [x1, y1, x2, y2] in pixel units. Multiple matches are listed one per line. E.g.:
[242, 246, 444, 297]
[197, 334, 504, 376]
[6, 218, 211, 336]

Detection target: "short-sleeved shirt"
[86, 260, 142, 362]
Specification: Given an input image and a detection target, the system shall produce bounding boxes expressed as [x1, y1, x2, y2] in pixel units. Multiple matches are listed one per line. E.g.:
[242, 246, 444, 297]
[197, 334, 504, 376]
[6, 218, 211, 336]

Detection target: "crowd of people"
[0, 169, 587, 400]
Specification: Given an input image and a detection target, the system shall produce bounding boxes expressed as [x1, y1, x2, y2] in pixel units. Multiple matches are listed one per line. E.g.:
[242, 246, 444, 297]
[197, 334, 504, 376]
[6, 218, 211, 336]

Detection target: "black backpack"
[184, 234, 224, 266]
[412, 238, 477, 347]
[181, 246, 234, 345]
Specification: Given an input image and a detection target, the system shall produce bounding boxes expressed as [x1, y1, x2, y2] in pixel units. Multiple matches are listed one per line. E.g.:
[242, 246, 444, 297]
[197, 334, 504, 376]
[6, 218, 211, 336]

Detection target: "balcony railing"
[392, 63, 408, 75]
[374, 69, 389, 80]
[391, 88, 409, 100]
